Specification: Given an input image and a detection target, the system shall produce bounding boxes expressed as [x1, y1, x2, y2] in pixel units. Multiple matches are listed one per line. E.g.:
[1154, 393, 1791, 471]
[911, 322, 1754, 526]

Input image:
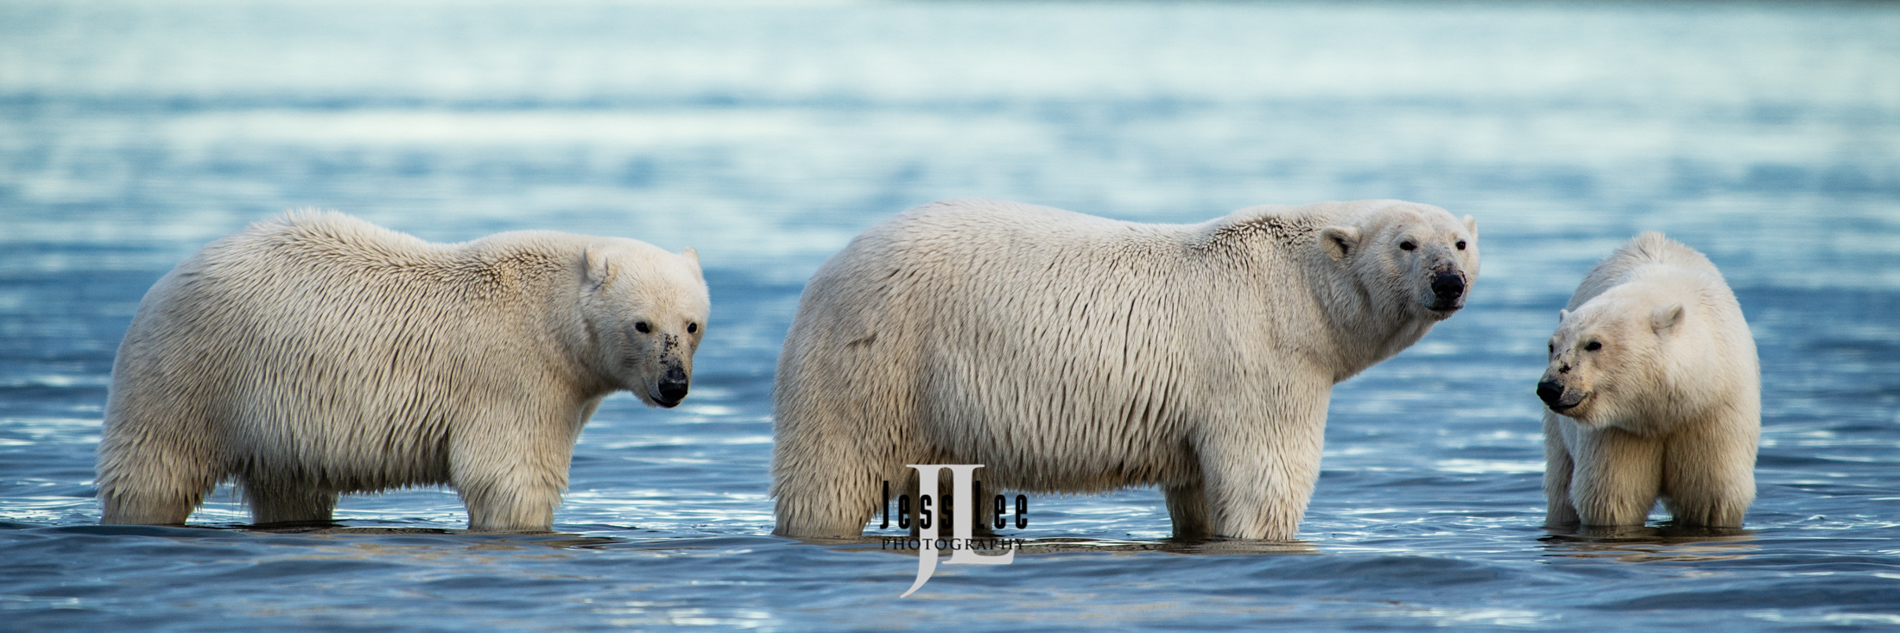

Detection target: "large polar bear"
[1537, 232, 1759, 528]
[772, 198, 1480, 540]
[97, 211, 710, 531]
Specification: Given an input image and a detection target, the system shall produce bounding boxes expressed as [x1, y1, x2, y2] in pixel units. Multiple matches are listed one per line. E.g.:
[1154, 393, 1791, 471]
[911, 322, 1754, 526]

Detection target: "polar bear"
[771, 198, 1479, 540]
[1537, 232, 1759, 528]
[96, 211, 710, 531]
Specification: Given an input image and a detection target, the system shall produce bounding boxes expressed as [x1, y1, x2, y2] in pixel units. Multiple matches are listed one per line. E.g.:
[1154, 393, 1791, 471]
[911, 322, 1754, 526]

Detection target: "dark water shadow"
[34, 523, 233, 538]
[1537, 525, 1759, 562]
[242, 524, 627, 550]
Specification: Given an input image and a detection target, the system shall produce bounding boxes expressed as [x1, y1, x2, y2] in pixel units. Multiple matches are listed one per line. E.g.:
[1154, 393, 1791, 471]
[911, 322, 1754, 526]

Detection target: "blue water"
[3, 1, 1900, 630]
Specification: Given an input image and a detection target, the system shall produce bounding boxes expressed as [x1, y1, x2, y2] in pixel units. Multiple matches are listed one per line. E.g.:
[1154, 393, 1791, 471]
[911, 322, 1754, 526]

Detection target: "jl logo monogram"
[900, 464, 1015, 597]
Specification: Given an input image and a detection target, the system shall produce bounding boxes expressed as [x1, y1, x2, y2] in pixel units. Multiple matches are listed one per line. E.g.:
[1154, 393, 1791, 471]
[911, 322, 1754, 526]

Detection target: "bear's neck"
[1296, 251, 1436, 383]
[466, 236, 622, 400]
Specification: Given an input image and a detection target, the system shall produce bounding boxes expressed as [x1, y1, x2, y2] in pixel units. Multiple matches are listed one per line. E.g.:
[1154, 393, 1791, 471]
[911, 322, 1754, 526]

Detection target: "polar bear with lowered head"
[772, 198, 1479, 540]
[1537, 232, 1759, 528]
[97, 211, 709, 531]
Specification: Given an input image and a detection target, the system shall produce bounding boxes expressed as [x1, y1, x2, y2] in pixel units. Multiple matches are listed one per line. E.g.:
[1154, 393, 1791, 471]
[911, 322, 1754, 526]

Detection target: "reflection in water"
[1539, 526, 1758, 562]
[249, 525, 627, 551]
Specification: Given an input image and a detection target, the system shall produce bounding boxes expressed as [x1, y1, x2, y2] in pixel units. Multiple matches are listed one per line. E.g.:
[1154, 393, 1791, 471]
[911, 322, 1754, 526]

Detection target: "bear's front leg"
[450, 412, 575, 533]
[1195, 405, 1325, 541]
[456, 464, 565, 532]
[1542, 412, 1581, 528]
[1566, 425, 1664, 526]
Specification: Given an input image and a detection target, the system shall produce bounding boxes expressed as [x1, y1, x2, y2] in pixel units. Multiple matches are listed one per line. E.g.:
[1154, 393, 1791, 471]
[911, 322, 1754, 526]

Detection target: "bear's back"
[817, 198, 1205, 314]
[203, 211, 459, 282]
[1568, 232, 1724, 311]
[183, 211, 590, 313]
[860, 198, 1177, 257]
[122, 212, 589, 400]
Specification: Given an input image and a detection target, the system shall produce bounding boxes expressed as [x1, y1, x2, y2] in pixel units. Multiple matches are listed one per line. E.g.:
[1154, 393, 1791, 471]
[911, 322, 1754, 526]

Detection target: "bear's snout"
[1430, 269, 1466, 311]
[1537, 378, 1585, 412]
[655, 364, 690, 408]
[1536, 379, 1564, 406]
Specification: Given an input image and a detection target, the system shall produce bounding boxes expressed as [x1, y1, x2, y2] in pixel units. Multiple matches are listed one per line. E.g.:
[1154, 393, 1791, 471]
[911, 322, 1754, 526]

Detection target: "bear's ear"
[1559, 308, 1570, 323]
[1651, 303, 1684, 335]
[1319, 226, 1360, 262]
[1463, 215, 1478, 238]
[680, 247, 700, 268]
[583, 245, 615, 288]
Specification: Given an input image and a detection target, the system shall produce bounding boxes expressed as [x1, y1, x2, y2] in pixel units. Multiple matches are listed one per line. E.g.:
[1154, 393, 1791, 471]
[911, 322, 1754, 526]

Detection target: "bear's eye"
[1399, 241, 1417, 251]
[635, 321, 652, 334]
[1548, 342, 1555, 354]
[687, 322, 699, 334]
[1584, 340, 1602, 352]
[1456, 240, 1467, 250]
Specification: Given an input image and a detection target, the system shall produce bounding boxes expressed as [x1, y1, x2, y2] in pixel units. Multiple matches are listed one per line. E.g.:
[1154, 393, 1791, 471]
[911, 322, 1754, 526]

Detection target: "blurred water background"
[2, 0, 1899, 630]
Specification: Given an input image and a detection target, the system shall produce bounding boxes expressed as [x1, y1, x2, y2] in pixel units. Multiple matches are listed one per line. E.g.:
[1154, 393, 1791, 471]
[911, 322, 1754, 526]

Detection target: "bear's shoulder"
[1198, 204, 1326, 249]
[1194, 199, 1435, 253]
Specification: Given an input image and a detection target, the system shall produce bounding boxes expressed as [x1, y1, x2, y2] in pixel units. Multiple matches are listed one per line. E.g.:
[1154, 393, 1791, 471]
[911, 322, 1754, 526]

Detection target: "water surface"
[3, 1, 1899, 630]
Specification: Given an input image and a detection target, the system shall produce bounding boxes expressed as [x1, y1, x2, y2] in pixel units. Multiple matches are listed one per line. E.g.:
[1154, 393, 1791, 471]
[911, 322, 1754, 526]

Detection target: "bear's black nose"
[1536, 380, 1565, 407]
[657, 365, 690, 407]
[1431, 270, 1465, 309]
[1432, 271, 1465, 299]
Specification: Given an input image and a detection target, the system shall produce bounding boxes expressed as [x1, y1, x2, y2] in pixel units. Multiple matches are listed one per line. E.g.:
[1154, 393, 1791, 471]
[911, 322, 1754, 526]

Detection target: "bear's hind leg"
[99, 483, 203, 526]
[1164, 480, 1213, 539]
[245, 480, 339, 526]
[768, 402, 899, 539]
[769, 457, 885, 539]
[96, 422, 219, 525]
[928, 467, 1000, 537]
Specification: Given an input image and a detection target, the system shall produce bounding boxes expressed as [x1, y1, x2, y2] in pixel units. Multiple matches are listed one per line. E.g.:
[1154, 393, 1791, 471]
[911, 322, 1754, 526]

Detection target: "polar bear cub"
[1538, 232, 1759, 528]
[97, 211, 709, 531]
[772, 198, 1479, 540]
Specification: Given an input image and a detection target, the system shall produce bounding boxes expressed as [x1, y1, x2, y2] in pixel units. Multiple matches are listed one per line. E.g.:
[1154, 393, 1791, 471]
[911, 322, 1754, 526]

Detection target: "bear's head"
[580, 241, 710, 408]
[1536, 285, 1688, 428]
[1318, 203, 1480, 322]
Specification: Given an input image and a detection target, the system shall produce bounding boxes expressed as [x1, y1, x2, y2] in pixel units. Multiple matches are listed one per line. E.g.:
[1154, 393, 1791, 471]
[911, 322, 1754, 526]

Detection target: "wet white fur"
[97, 211, 709, 531]
[1541, 232, 1759, 528]
[771, 198, 1479, 540]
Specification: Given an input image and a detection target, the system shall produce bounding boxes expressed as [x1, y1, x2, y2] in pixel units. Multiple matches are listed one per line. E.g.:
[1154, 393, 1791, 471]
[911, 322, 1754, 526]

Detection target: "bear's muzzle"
[1537, 378, 1586, 412]
[655, 364, 690, 408]
[1429, 269, 1467, 312]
